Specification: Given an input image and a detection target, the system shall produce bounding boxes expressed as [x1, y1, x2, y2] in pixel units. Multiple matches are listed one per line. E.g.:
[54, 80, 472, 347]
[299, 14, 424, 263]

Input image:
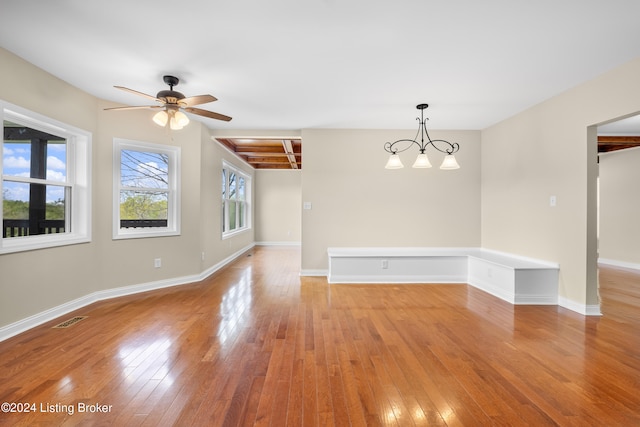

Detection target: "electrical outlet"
[154, 258, 162, 268]
[382, 259, 389, 269]
[201, 252, 205, 261]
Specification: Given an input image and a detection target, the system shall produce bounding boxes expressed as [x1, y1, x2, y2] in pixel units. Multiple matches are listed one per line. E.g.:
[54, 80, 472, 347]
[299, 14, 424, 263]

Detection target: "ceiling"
[2, 1, 640, 152]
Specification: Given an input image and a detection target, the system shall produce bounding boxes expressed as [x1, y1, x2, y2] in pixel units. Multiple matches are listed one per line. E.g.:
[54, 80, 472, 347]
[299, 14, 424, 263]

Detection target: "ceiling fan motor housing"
[157, 75, 185, 104]
[156, 89, 185, 104]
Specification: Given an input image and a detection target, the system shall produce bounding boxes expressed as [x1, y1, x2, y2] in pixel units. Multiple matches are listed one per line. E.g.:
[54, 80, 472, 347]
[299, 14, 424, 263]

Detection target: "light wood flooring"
[1, 246, 639, 426]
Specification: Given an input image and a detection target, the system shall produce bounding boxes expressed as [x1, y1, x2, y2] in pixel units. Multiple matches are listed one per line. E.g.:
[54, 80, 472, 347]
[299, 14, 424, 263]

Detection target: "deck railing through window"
[2, 219, 66, 238]
[2, 219, 168, 238]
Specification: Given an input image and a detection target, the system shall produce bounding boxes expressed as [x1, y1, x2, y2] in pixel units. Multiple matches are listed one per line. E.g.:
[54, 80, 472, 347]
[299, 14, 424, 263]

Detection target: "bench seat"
[327, 247, 559, 305]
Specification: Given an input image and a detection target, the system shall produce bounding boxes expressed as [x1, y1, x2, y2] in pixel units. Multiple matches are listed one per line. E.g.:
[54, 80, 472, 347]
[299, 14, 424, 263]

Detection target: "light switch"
[550, 196, 557, 207]
[303, 202, 312, 210]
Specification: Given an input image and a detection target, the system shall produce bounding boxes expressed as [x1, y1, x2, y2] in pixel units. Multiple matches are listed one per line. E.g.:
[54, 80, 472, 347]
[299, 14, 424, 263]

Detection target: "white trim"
[0, 243, 254, 342]
[221, 160, 252, 238]
[558, 296, 602, 316]
[0, 100, 92, 254]
[328, 275, 466, 284]
[255, 241, 301, 246]
[112, 139, 181, 240]
[300, 269, 328, 277]
[598, 258, 640, 271]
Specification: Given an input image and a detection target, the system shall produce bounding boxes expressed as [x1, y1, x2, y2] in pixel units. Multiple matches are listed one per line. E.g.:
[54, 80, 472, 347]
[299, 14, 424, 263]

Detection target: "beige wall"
[255, 170, 302, 244]
[4, 44, 640, 328]
[481, 57, 640, 309]
[300, 128, 481, 272]
[0, 48, 254, 330]
[598, 146, 640, 265]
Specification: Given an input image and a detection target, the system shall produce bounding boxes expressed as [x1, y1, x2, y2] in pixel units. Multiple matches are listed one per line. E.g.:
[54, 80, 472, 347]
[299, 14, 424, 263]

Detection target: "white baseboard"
[255, 241, 301, 246]
[598, 258, 640, 271]
[300, 269, 328, 277]
[558, 296, 602, 316]
[0, 243, 255, 342]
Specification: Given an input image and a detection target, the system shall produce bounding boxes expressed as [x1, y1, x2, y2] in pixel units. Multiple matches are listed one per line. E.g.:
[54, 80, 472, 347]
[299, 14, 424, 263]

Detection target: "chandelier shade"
[440, 154, 460, 170]
[385, 153, 405, 169]
[384, 104, 460, 170]
[412, 152, 433, 168]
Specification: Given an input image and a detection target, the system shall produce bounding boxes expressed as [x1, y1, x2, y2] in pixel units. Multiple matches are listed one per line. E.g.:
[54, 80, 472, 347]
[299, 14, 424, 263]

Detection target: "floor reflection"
[217, 269, 253, 346]
[117, 336, 174, 386]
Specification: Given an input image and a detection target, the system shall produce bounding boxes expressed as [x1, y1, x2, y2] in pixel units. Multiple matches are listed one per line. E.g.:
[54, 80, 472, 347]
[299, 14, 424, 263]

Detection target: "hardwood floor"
[1, 247, 639, 426]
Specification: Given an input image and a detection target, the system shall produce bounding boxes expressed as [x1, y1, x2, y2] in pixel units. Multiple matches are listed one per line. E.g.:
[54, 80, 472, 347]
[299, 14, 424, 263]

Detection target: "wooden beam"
[282, 139, 298, 169]
[598, 135, 640, 153]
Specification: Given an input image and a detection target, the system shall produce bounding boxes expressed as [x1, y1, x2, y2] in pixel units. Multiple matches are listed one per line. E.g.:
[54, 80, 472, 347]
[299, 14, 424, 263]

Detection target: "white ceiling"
[2, 0, 640, 131]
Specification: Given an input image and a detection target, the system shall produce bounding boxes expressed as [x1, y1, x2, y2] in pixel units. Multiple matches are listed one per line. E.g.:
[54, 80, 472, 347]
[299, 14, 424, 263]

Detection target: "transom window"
[113, 139, 180, 239]
[1, 101, 91, 253]
[222, 161, 251, 238]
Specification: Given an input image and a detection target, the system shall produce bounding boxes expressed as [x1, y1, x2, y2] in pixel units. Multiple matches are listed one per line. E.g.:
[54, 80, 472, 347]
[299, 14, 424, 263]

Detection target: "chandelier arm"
[427, 139, 460, 155]
[384, 138, 423, 154]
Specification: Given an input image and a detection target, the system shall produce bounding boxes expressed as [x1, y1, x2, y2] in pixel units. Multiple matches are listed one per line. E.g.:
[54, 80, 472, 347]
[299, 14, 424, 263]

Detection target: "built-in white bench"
[327, 247, 559, 305]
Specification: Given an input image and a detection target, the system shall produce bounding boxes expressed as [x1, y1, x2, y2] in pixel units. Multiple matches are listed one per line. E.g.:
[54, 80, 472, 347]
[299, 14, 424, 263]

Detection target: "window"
[113, 139, 180, 239]
[222, 161, 251, 237]
[1, 101, 91, 253]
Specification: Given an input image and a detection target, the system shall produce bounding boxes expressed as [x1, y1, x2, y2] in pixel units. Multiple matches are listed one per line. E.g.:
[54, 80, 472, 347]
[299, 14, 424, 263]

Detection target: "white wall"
[254, 170, 302, 244]
[598, 146, 640, 266]
[481, 57, 640, 312]
[301, 128, 481, 273]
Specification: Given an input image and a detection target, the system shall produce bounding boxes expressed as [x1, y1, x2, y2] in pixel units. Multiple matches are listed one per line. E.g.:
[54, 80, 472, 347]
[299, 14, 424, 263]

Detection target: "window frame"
[1, 101, 92, 254]
[113, 138, 180, 240]
[222, 160, 251, 239]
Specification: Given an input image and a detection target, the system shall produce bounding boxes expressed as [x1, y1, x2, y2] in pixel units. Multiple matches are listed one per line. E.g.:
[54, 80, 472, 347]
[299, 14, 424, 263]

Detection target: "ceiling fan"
[105, 75, 232, 129]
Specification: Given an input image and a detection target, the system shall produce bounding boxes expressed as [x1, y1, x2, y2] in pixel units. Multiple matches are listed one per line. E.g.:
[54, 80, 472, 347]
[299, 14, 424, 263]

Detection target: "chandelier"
[384, 104, 460, 169]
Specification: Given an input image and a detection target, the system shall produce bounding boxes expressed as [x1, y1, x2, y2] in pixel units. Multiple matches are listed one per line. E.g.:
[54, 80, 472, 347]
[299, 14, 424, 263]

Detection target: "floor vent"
[52, 316, 88, 329]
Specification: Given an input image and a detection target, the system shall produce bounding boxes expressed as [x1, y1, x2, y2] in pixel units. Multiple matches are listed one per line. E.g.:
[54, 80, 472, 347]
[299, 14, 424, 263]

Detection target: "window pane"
[222, 203, 226, 232]
[3, 181, 29, 238]
[2, 141, 30, 178]
[2, 182, 67, 237]
[222, 169, 227, 199]
[238, 202, 245, 228]
[44, 185, 66, 234]
[120, 190, 168, 220]
[229, 172, 236, 200]
[3, 120, 67, 180]
[121, 150, 169, 189]
[229, 201, 237, 230]
[238, 177, 245, 201]
[47, 141, 67, 182]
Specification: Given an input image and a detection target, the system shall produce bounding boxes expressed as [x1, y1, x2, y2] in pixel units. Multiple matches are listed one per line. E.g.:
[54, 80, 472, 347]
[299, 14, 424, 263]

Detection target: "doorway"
[595, 113, 640, 315]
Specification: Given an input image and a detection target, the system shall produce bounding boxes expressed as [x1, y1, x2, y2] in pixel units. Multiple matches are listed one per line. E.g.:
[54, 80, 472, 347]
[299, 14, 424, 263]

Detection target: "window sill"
[0, 234, 91, 254]
[222, 227, 251, 240]
[113, 228, 180, 240]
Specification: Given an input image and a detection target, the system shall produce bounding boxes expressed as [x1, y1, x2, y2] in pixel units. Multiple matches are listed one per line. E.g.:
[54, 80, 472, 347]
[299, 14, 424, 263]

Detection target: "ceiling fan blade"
[114, 86, 162, 102]
[180, 94, 217, 107]
[104, 105, 163, 111]
[184, 107, 232, 122]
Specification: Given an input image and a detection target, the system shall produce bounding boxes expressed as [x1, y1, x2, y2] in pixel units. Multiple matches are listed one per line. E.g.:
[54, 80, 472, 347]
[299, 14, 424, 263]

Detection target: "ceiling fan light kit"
[105, 75, 232, 129]
[152, 108, 189, 130]
[384, 104, 460, 170]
